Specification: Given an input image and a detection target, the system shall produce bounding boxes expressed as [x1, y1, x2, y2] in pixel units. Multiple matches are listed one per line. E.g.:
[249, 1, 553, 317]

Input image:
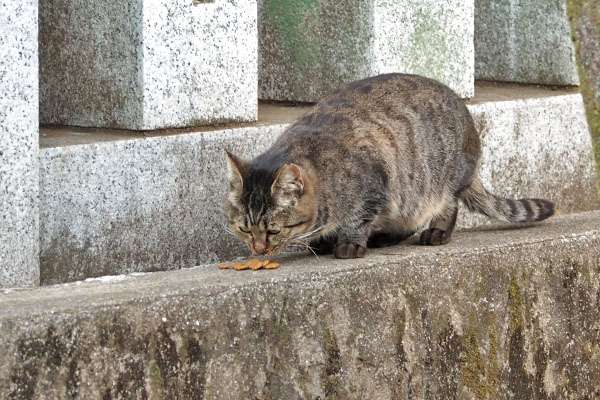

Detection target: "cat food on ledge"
[218, 259, 280, 271]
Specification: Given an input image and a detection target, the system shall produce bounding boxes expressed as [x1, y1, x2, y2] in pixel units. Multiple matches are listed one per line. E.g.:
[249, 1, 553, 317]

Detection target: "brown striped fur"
[224, 74, 555, 258]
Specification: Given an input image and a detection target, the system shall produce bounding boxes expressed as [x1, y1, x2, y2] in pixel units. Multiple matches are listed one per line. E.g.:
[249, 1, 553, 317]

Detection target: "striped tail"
[461, 176, 555, 223]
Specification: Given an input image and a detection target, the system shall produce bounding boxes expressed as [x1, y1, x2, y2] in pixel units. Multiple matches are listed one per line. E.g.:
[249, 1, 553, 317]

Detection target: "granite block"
[258, 0, 474, 102]
[475, 0, 579, 85]
[0, 0, 40, 287]
[40, 0, 258, 130]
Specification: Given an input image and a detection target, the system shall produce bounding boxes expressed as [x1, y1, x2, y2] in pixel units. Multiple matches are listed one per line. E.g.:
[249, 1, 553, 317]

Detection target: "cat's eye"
[267, 229, 281, 235]
[239, 226, 250, 233]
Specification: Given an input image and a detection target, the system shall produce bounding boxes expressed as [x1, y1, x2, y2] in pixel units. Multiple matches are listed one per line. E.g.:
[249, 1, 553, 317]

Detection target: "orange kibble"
[265, 262, 280, 270]
[232, 262, 249, 270]
[247, 259, 262, 269]
[218, 264, 230, 270]
[262, 260, 269, 267]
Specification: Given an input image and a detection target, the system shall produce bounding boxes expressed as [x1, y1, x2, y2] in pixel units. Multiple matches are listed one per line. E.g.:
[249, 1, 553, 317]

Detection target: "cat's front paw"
[419, 228, 451, 246]
[333, 242, 367, 259]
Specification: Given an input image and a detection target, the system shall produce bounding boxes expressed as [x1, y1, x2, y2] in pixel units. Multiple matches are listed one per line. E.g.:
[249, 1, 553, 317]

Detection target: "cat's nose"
[253, 241, 268, 255]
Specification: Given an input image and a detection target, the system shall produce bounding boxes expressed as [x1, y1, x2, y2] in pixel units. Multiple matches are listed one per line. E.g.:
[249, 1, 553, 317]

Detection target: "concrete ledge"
[1, 212, 600, 398]
[37, 84, 598, 285]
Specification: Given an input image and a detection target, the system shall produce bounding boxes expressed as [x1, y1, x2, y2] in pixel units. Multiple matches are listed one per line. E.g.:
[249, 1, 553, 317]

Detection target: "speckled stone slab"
[258, 0, 474, 101]
[39, 0, 258, 130]
[0, 0, 39, 287]
[0, 0, 40, 287]
[38, 89, 598, 284]
[475, 0, 579, 85]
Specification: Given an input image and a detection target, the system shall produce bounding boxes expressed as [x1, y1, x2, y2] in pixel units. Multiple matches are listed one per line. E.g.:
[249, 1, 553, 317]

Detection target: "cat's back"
[286, 74, 469, 139]
[279, 73, 473, 160]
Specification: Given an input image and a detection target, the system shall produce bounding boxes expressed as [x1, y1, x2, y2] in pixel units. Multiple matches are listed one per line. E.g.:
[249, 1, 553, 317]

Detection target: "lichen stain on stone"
[9, 336, 44, 399]
[567, 0, 600, 191]
[262, 0, 319, 69]
[394, 308, 407, 368]
[460, 329, 487, 400]
[408, 6, 450, 84]
[322, 329, 344, 399]
[507, 275, 535, 399]
[437, 319, 461, 396]
[145, 325, 208, 399]
[487, 326, 500, 400]
[508, 275, 524, 334]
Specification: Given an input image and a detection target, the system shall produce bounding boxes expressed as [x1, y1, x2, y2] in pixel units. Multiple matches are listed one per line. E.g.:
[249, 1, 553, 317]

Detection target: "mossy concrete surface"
[1, 211, 600, 399]
[567, 0, 600, 193]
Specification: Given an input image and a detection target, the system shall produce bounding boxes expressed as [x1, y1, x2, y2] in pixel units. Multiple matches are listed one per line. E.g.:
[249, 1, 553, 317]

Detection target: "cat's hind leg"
[419, 198, 459, 246]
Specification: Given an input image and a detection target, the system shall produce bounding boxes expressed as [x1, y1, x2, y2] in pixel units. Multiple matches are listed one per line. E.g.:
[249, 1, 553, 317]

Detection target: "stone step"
[37, 83, 598, 285]
[1, 211, 599, 399]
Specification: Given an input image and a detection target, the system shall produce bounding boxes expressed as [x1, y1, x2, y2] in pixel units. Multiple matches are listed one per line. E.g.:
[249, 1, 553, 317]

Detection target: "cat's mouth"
[250, 243, 282, 256]
[267, 244, 283, 255]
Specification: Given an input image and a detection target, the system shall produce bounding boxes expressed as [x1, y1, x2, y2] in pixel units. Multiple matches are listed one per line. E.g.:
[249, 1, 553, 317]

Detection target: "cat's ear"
[271, 163, 304, 206]
[224, 151, 249, 202]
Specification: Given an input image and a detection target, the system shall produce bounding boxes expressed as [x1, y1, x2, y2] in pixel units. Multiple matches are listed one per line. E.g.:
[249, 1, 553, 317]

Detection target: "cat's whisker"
[293, 225, 325, 241]
[286, 239, 321, 261]
[220, 222, 236, 238]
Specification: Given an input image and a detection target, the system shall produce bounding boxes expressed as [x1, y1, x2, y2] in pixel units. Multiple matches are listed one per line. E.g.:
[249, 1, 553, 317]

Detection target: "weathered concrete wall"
[567, 0, 600, 191]
[258, 0, 474, 101]
[1, 212, 599, 399]
[40, 0, 257, 130]
[0, 0, 40, 287]
[38, 89, 598, 285]
[475, 0, 579, 85]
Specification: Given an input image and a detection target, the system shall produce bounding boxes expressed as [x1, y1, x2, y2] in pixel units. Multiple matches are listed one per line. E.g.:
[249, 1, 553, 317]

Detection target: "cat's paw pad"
[333, 242, 367, 259]
[419, 228, 451, 246]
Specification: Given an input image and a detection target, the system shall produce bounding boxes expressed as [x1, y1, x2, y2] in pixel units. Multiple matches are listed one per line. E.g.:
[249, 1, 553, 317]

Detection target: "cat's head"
[224, 151, 318, 255]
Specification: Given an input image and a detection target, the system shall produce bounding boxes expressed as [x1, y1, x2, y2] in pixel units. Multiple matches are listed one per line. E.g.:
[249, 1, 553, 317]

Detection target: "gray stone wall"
[258, 0, 474, 101]
[0, 0, 40, 287]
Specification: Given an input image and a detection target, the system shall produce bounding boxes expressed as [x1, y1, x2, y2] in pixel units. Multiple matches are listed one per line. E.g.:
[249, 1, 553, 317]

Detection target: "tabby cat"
[224, 74, 554, 259]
